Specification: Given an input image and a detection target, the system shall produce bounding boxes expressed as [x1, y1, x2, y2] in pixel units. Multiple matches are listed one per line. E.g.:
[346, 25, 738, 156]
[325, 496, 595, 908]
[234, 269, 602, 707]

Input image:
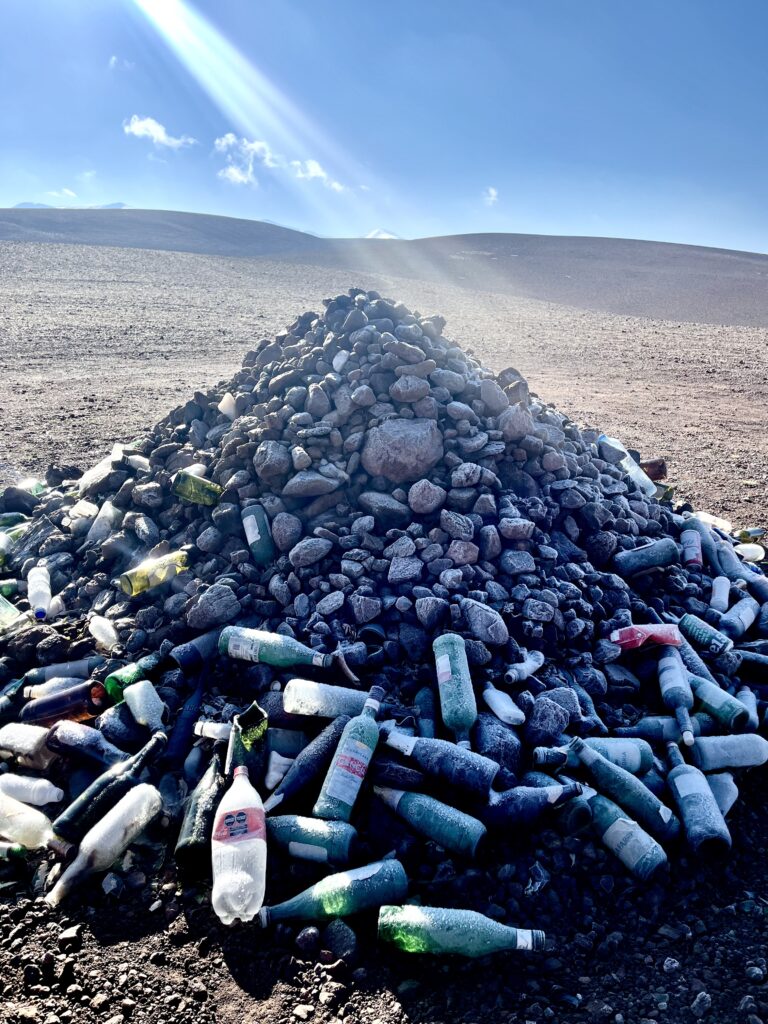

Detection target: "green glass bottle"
[665, 742, 731, 856]
[0, 578, 25, 598]
[533, 737, 654, 775]
[172, 469, 223, 507]
[219, 626, 333, 669]
[614, 713, 715, 742]
[175, 751, 226, 877]
[119, 551, 188, 597]
[0, 513, 28, 529]
[104, 653, 163, 703]
[589, 793, 667, 881]
[0, 594, 23, 634]
[241, 504, 275, 565]
[657, 646, 695, 746]
[0, 840, 27, 861]
[266, 815, 358, 865]
[0, 525, 27, 567]
[313, 686, 383, 821]
[378, 905, 545, 956]
[257, 858, 408, 926]
[432, 634, 477, 748]
[570, 737, 680, 845]
[689, 676, 750, 732]
[384, 733, 499, 798]
[374, 786, 486, 858]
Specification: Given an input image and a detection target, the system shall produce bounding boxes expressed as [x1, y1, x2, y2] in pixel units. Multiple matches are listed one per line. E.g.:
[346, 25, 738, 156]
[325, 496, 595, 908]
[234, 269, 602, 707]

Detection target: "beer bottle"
[384, 733, 499, 798]
[172, 468, 223, 506]
[175, 750, 226, 877]
[589, 793, 667, 880]
[374, 786, 486, 858]
[241, 504, 275, 565]
[119, 550, 188, 597]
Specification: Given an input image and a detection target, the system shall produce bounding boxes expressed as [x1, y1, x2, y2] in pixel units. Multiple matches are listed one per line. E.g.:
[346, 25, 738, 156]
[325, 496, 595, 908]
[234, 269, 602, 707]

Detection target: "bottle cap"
[367, 685, 386, 705]
[233, 765, 249, 778]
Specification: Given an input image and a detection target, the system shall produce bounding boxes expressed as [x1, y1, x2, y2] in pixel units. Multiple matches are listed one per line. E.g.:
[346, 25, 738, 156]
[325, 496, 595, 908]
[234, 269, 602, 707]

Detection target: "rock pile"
[0, 287, 767, 954]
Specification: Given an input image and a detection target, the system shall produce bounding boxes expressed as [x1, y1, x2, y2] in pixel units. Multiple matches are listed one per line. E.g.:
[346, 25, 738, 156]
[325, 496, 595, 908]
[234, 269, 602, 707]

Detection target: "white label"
[436, 654, 452, 685]
[515, 930, 534, 950]
[229, 634, 261, 662]
[673, 771, 711, 799]
[243, 516, 261, 546]
[326, 739, 373, 805]
[289, 840, 329, 863]
[603, 818, 652, 870]
[312, 652, 326, 667]
[386, 731, 417, 757]
[658, 803, 673, 822]
[547, 786, 565, 803]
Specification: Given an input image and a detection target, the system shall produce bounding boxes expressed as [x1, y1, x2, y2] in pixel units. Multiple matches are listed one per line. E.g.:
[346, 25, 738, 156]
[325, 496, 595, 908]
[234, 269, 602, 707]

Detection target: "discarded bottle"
[263, 716, 349, 814]
[609, 623, 681, 651]
[0, 525, 28, 566]
[432, 634, 477, 747]
[677, 637, 717, 683]
[0, 512, 28, 529]
[123, 679, 166, 732]
[104, 653, 163, 703]
[707, 772, 739, 816]
[374, 786, 486, 858]
[82, 500, 122, 548]
[257, 858, 408, 927]
[46, 720, 128, 767]
[504, 649, 545, 684]
[677, 614, 733, 655]
[0, 841, 27, 861]
[370, 756, 427, 791]
[220, 627, 332, 670]
[533, 737, 654, 775]
[665, 743, 731, 856]
[264, 751, 292, 790]
[472, 712, 522, 784]
[172, 469, 223, 507]
[20, 680, 108, 727]
[0, 791, 64, 851]
[0, 774, 63, 806]
[384, 733, 499, 798]
[688, 676, 750, 732]
[690, 734, 768, 771]
[0, 722, 58, 770]
[481, 680, 525, 726]
[51, 732, 167, 844]
[282, 680, 385, 719]
[719, 596, 759, 640]
[119, 550, 188, 597]
[218, 391, 237, 420]
[267, 815, 358, 865]
[598, 435, 657, 497]
[680, 529, 703, 569]
[211, 765, 267, 926]
[734, 542, 765, 563]
[168, 629, 222, 673]
[0, 594, 24, 637]
[613, 537, 679, 577]
[657, 646, 695, 746]
[482, 782, 583, 829]
[569, 737, 680, 845]
[522, 771, 595, 833]
[378, 905, 545, 956]
[682, 516, 722, 572]
[241, 504, 275, 565]
[735, 685, 759, 731]
[88, 616, 120, 653]
[26, 565, 51, 620]
[175, 750, 226, 877]
[24, 657, 104, 685]
[717, 541, 768, 602]
[589, 794, 667, 880]
[23, 676, 89, 700]
[194, 721, 232, 743]
[46, 783, 163, 906]
[414, 686, 436, 739]
[0, 578, 26, 598]
[709, 576, 731, 613]
[314, 686, 383, 822]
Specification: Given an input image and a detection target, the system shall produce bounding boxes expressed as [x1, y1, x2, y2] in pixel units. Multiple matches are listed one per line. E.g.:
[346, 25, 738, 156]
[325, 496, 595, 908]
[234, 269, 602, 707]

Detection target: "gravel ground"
[1, 239, 767, 1024]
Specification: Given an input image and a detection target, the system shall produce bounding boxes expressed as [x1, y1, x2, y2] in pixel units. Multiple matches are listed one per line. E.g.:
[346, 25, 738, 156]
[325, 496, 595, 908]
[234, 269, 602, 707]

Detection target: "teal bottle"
[533, 737, 654, 775]
[241, 505, 275, 565]
[266, 815, 358, 865]
[432, 634, 477, 747]
[482, 782, 582, 829]
[414, 686, 436, 739]
[589, 794, 667, 880]
[689, 676, 750, 732]
[665, 743, 731, 857]
[657, 646, 695, 746]
[374, 786, 487, 858]
[378, 905, 545, 956]
[313, 686, 383, 821]
[384, 733, 498, 798]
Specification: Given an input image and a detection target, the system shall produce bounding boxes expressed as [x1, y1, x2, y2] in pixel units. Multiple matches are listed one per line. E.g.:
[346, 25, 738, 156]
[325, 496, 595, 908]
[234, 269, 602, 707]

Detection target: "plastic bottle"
[266, 815, 358, 865]
[282, 680, 380, 719]
[689, 676, 750, 732]
[710, 576, 731, 613]
[613, 537, 679, 577]
[123, 679, 166, 732]
[481, 680, 525, 726]
[194, 721, 232, 743]
[20, 680, 108, 727]
[26, 566, 52, 620]
[378, 905, 545, 956]
[88, 616, 120, 653]
[657, 646, 695, 745]
[104, 653, 163, 703]
[690, 734, 768, 771]
[735, 542, 765, 563]
[175, 751, 226, 877]
[263, 716, 349, 814]
[257, 859, 408, 927]
[432, 634, 477, 747]
[482, 782, 583, 829]
[384, 733, 499, 798]
[119, 550, 189, 597]
[172, 470, 223, 507]
[241, 504, 275, 565]
[217, 391, 237, 420]
[51, 732, 167, 844]
[598, 435, 657, 496]
[0, 722, 58, 770]
[374, 786, 486, 858]
[609, 624, 681, 651]
[0, 775, 63, 806]
[0, 791, 63, 851]
[45, 720, 129, 767]
[665, 743, 731, 856]
[504, 649, 545, 684]
[533, 737, 654, 775]
[264, 751, 293, 790]
[313, 686, 383, 822]
[211, 765, 267, 926]
[589, 794, 667, 880]
[719, 596, 760, 640]
[570, 737, 680, 845]
[46, 784, 163, 906]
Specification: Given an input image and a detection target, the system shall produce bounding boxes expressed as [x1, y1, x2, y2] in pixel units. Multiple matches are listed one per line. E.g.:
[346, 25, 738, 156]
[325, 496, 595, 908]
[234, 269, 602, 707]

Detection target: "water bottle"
[27, 565, 52, 620]
[0, 774, 63, 806]
[378, 905, 545, 956]
[123, 680, 166, 732]
[432, 634, 477, 747]
[504, 649, 545, 684]
[481, 680, 525, 726]
[88, 616, 120, 653]
[709, 576, 731, 613]
[211, 766, 267, 925]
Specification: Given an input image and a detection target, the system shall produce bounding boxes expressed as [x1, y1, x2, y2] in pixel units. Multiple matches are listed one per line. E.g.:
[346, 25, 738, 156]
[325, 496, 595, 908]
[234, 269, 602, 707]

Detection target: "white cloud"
[214, 133, 346, 192]
[123, 115, 196, 149]
[46, 188, 77, 199]
[483, 185, 499, 206]
[78, 170, 96, 182]
[366, 228, 399, 239]
[290, 158, 345, 192]
[109, 55, 135, 71]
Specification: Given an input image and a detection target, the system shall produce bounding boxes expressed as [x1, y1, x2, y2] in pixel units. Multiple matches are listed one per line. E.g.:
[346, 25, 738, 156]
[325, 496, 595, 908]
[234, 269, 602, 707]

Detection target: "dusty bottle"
[24, 676, 88, 700]
[0, 594, 23, 635]
[219, 628, 359, 684]
[263, 716, 349, 813]
[384, 733, 498, 798]
[681, 516, 722, 571]
[432, 634, 477, 747]
[88, 615, 120, 653]
[710, 576, 731, 613]
[680, 529, 703, 568]
[482, 782, 582, 829]
[414, 686, 437, 739]
[665, 743, 731, 856]
[657, 646, 695, 745]
[690, 733, 768, 771]
[241, 504, 275, 565]
[172, 469, 223, 507]
[123, 679, 166, 732]
[104, 653, 163, 702]
[707, 772, 739, 816]
[0, 722, 58, 770]
[82, 500, 122, 548]
[20, 680, 108, 727]
[194, 721, 231, 743]
[370, 757, 427, 792]
[0, 525, 26, 566]
[736, 685, 760, 731]
[481, 680, 525, 726]
[533, 737, 654, 775]
[45, 720, 128, 767]
[51, 732, 167, 844]
[0, 774, 63, 806]
[46, 783, 163, 906]
[27, 565, 52, 620]
[689, 676, 750, 732]
[522, 771, 595, 833]
[570, 737, 680, 845]
[168, 629, 221, 672]
[589, 794, 667, 880]
[374, 786, 486, 858]
[504, 649, 545, 684]
[0, 840, 27, 861]
[313, 686, 383, 822]
[119, 550, 188, 597]
[472, 712, 522, 784]
[609, 624, 681, 651]
[175, 751, 226, 877]
[211, 765, 267, 925]
[267, 815, 358, 865]
[719, 596, 760, 640]
[25, 657, 104, 685]
[0, 791, 64, 851]
[678, 636, 717, 683]
[378, 904, 545, 956]
[258, 858, 408, 927]
[282, 680, 383, 719]
[717, 541, 768, 602]
[0, 578, 26, 598]
[0, 512, 28, 529]
[614, 713, 714, 742]
[265, 751, 292, 790]
[678, 613, 733, 656]
[613, 537, 679, 576]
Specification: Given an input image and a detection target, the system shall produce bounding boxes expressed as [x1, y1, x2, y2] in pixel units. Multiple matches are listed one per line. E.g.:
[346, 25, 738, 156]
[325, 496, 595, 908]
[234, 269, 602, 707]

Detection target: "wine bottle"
[374, 786, 486, 858]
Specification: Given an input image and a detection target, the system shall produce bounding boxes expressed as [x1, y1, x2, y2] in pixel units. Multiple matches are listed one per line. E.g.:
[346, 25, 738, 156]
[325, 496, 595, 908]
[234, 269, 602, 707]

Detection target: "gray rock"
[479, 378, 509, 415]
[388, 556, 423, 584]
[389, 375, 430, 403]
[358, 492, 411, 528]
[361, 419, 444, 483]
[349, 593, 382, 623]
[271, 512, 303, 552]
[440, 509, 474, 540]
[522, 598, 555, 622]
[498, 404, 535, 442]
[305, 383, 331, 417]
[289, 537, 333, 568]
[461, 597, 509, 645]
[408, 479, 446, 515]
[525, 696, 570, 745]
[316, 591, 345, 616]
[415, 596, 449, 629]
[187, 583, 242, 630]
[132, 482, 163, 508]
[253, 440, 291, 483]
[500, 550, 536, 575]
[446, 540, 479, 565]
[197, 526, 224, 554]
[282, 470, 340, 497]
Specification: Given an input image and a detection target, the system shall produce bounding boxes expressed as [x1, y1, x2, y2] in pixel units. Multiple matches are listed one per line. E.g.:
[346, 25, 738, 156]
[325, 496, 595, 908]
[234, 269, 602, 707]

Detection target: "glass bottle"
[266, 815, 358, 865]
[263, 716, 350, 814]
[172, 470, 223, 507]
[665, 742, 731, 856]
[589, 793, 667, 880]
[374, 786, 486, 858]
[384, 733, 499, 798]
[378, 905, 545, 956]
[104, 653, 163, 703]
[119, 550, 189, 597]
[313, 686, 384, 822]
[432, 634, 477, 748]
[241, 504, 275, 564]
[175, 751, 226, 877]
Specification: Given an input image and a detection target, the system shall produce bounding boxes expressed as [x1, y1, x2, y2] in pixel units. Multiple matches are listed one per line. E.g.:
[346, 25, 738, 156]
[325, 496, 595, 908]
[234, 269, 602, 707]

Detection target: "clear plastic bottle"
[27, 565, 52, 620]
[211, 765, 267, 926]
[481, 680, 525, 726]
[88, 616, 120, 653]
[0, 774, 63, 806]
[123, 680, 166, 732]
[0, 790, 60, 849]
[598, 434, 657, 497]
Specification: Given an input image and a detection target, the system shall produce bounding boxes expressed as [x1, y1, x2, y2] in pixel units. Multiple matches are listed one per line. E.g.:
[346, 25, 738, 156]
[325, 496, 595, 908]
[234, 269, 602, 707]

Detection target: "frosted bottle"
[45, 720, 129, 767]
[432, 634, 477, 747]
[481, 680, 525, 726]
[665, 743, 731, 856]
[657, 646, 695, 745]
[282, 680, 372, 719]
[482, 782, 582, 829]
[533, 737, 653, 775]
[263, 716, 349, 814]
[688, 676, 750, 732]
[211, 766, 267, 925]
[88, 616, 120, 653]
[0, 791, 60, 849]
[241, 504, 275, 565]
[374, 786, 486, 858]
[313, 686, 383, 822]
[384, 733, 498, 797]
[378, 905, 545, 956]
[123, 679, 166, 732]
[589, 794, 667, 881]
[710, 576, 731, 613]
[690, 734, 768, 771]
[0, 775, 63, 806]
[266, 815, 358, 865]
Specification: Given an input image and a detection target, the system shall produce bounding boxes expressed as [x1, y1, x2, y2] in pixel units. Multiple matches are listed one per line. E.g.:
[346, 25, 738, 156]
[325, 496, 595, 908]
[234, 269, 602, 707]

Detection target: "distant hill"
[3, 207, 768, 326]
[13, 202, 53, 209]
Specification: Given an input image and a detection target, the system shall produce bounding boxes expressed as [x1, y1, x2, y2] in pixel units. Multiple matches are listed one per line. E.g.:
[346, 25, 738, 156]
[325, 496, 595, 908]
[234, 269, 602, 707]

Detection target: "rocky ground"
[1, 240, 767, 1024]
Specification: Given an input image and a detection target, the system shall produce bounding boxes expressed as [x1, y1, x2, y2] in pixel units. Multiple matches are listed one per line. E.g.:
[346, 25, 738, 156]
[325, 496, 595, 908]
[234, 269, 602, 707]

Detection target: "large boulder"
[361, 419, 443, 484]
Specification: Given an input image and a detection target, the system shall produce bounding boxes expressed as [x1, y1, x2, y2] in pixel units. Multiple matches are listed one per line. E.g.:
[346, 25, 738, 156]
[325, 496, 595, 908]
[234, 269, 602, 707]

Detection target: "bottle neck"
[362, 698, 381, 720]
[130, 731, 167, 773]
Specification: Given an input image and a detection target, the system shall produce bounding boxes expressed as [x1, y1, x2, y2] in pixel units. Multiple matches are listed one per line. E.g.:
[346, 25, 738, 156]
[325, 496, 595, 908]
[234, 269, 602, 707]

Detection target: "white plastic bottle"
[88, 615, 120, 652]
[0, 790, 57, 848]
[123, 680, 167, 732]
[211, 765, 266, 925]
[27, 566, 52, 620]
[0, 774, 64, 806]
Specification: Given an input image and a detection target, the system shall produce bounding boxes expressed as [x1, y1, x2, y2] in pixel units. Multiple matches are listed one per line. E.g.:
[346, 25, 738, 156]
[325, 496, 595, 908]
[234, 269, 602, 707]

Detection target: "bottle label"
[243, 515, 261, 546]
[228, 633, 261, 662]
[515, 930, 534, 950]
[673, 772, 711, 799]
[603, 818, 651, 869]
[327, 739, 373, 806]
[212, 806, 266, 843]
[312, 652, 326, 667]
[658, 803, 673, 823]
[435, 654, 452, 685]
[386, 731, 417, 757]
[288, 841, 328, 862]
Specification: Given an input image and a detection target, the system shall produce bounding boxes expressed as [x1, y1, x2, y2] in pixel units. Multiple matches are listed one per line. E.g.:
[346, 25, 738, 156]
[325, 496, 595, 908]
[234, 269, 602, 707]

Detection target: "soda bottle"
[266, 815, 358, 865]
[104, 653, 163, 703]
[257, 859, 408, 927]
[241, 504, 275, 565]
[657, 646, 695, 745]
[374, 786, 486, 858]
[384, 733, 499, 798]
[589, 793, 667, 880]
[432, 634, 477, 747]
[378, 905, 545, 956]
[172, 470, 223, 507]
[665, 742, 731, 856]
[119, 551, 188, 597]
[45, 720, 129, 767]
[26, 566, 51, 620]
[678, 613, 733, 656]
[211, 765, 266, 925]
[482, 782, 583, 828]
[263, 716, 349, 813]
[0, 774, 63, 806]
[46, 784, 163, 906]
[313, 686, 383, 822]
[481, 680, 525, 726]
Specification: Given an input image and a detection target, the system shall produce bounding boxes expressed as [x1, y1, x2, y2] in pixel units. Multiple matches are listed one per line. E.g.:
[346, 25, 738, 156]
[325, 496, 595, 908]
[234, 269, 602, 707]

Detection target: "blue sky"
[2, 0, 767, 249]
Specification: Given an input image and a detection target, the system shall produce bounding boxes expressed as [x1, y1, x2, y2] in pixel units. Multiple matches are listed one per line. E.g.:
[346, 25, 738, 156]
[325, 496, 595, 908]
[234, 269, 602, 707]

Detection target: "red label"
[212, 806, 266, 843]
[610, 624, 682, 651]
[336, 753, 368, 779]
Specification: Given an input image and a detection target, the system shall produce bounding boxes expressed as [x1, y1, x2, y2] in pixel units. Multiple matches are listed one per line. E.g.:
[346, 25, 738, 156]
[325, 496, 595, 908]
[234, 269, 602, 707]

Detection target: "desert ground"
[1, 215, 767, 1024]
